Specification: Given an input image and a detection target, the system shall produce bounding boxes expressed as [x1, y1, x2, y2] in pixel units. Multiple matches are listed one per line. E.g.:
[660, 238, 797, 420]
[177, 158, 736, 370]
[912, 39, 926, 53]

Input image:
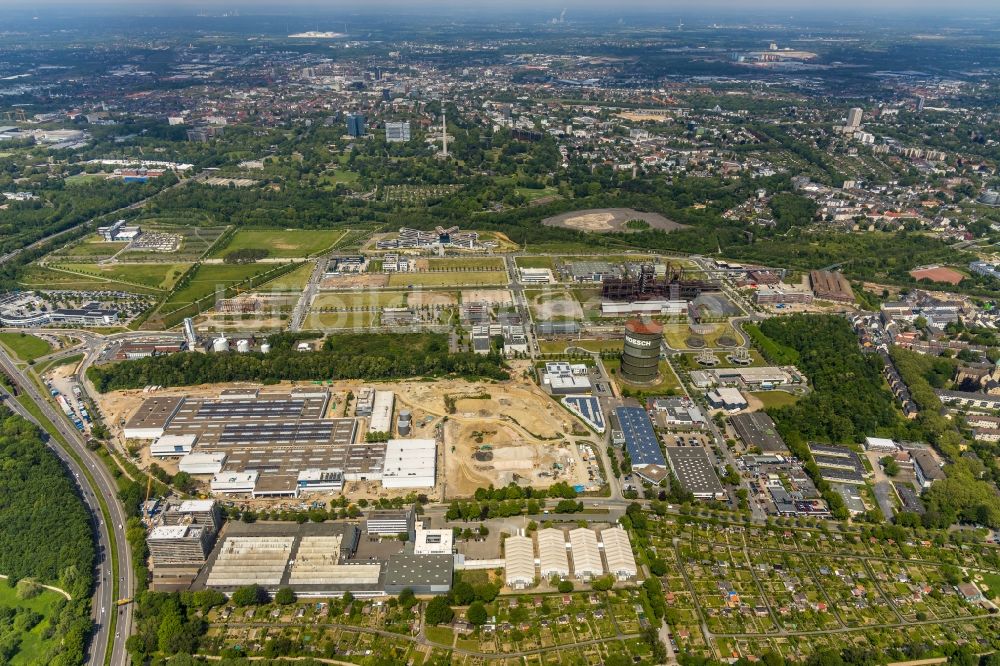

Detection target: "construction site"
[104, 363, 600, 503]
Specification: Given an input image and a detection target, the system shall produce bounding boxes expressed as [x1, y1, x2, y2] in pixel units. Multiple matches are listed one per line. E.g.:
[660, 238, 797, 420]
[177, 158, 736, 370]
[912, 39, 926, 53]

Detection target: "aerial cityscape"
[1, 2, 1000, 666]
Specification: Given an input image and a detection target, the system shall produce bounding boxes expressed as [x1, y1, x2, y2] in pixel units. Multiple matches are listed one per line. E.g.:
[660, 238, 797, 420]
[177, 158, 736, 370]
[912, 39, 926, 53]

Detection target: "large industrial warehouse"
[613, 406, 668, 483]
[502, 526, 637, 588]
[122, 388, 435, 497]
[196, 520, 453, 597]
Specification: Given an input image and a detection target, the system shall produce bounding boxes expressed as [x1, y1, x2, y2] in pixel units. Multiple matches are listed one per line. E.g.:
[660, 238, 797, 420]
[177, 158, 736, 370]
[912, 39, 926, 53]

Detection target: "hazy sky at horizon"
[3, 0, 1000, 11]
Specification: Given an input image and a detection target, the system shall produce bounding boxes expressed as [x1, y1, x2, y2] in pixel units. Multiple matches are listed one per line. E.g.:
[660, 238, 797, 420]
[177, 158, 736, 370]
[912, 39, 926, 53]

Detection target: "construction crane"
[143, 474, 153, 519]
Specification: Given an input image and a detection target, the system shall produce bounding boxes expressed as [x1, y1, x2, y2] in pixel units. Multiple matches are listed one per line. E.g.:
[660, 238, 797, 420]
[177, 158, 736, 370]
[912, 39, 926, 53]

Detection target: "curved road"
[0, 348, 133, 666]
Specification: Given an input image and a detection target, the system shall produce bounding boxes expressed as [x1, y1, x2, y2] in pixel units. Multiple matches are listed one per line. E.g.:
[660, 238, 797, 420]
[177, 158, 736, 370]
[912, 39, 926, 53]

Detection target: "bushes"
[424, 596, 454, 625]
[231, 584, 268, 607]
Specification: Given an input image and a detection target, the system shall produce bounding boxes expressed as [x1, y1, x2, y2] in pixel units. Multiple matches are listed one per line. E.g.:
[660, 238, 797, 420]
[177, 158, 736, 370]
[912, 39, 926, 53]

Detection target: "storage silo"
[621, 318, 662, 384]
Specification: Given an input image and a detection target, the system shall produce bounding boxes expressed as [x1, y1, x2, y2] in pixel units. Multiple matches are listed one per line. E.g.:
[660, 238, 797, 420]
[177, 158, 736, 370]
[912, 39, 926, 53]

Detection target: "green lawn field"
[0, 333, 52, 362]
[312, 292, 409, 309]
[750, 391, 800, 409]
[162, 263, 285, 309]
[59, 263, 190, 291]
[210, 229, 347, 259]
[302, 311, 376, 329]
[515, 256, 556, 270]
[17, 266, 160, 295]
[425, 257, 505, 271]
[254, 262, 314, 291]
[0, 582, 66, 665]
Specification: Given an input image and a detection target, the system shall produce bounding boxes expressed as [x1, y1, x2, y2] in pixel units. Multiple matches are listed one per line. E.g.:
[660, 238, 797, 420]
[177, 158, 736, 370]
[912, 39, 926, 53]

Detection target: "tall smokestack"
[442, 111, 448, 158]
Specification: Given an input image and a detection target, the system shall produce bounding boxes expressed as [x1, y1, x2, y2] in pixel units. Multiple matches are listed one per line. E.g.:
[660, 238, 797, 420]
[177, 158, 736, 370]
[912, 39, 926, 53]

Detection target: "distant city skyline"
[5, 0, 1000, 13]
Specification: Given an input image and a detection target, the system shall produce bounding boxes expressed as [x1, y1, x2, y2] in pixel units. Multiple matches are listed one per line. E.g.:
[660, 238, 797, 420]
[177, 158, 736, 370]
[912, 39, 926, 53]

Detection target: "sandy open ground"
[542, 207, 686, 233]
[531, 290, 584, 320]
[408, 291, 459, 307]
[909, 266, 964, 286]
[461, 289, 513, 305]
[98, 362, 594, 502]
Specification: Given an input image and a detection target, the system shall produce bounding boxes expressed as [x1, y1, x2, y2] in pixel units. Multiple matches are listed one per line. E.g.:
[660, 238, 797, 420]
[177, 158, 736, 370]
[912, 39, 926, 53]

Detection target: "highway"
[0, 348, 133, 666]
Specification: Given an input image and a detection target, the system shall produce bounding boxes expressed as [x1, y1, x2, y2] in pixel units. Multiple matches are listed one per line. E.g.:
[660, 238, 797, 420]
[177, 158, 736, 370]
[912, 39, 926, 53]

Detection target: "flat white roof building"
[178, 452, 226, 475]
[519, 267, 554, 284]
[380, 439, 436, 488]
[600, 527, 638, 580]
[542, 361, 592, 394]
[537, 528, 570, 579]
[211, 470, 259, 496]
[569, 528, 603, 580]
[150, 434, 197, 457]
[504, 535, 536, 589]
[413, 528, 454, 555]
[864, 436, 898, 452]
[368, 390, 395, 434]
[296, 468, 344, 493]
[706, 387, 748, 412]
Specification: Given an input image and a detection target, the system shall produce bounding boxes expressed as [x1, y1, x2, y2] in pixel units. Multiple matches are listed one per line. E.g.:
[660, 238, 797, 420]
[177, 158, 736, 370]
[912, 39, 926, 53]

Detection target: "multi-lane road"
[0, 347, 133, 666]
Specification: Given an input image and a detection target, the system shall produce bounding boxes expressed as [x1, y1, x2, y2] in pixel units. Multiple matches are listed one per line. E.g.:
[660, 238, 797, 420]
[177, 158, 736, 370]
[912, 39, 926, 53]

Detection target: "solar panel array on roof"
[614, 406, 666, 468]
[563, 396, 605, 432]
[218, 421, 354, 445]
[195, 400, 307, 419]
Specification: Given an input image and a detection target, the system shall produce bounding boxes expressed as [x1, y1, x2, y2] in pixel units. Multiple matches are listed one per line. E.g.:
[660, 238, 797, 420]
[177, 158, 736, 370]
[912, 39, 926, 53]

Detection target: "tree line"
[88, 333, 508, 392]
[0, 411, 96, 666]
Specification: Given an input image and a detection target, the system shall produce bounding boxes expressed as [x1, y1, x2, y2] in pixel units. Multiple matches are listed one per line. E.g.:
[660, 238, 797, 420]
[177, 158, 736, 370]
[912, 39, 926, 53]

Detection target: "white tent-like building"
[537, 528, 570, 580]
[569, 528, 603, 580]
[600, 527, 638, 580]
[504, 535, 535, 589]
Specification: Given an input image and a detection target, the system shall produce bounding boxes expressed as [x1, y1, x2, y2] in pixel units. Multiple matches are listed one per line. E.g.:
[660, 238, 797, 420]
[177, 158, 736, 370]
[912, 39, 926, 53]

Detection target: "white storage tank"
[212, 336, 230, 353]
[236, 339, 251, 353]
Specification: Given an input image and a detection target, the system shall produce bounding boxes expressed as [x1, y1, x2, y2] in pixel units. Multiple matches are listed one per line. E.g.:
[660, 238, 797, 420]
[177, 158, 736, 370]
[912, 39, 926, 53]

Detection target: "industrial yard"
[103, 363, 602, 503]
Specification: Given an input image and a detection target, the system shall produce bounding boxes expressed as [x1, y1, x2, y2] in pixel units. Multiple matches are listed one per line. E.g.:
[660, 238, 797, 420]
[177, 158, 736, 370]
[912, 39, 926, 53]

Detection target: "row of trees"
[88, 333, 508, 392]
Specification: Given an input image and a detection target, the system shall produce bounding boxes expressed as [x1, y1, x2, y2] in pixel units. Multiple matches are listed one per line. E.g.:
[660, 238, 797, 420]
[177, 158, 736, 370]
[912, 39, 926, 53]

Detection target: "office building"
[413, 528, 454, 555]
[347, 113, 366, 137]
[846, 107, 863, 129]
[706, 387, 748, 412]
[385, 121, 411, 142]
[148, 524, 213, 565]
[541, 361, 592, 395]
[162, 499, 223, 534]
[366, 508, 415, 539]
